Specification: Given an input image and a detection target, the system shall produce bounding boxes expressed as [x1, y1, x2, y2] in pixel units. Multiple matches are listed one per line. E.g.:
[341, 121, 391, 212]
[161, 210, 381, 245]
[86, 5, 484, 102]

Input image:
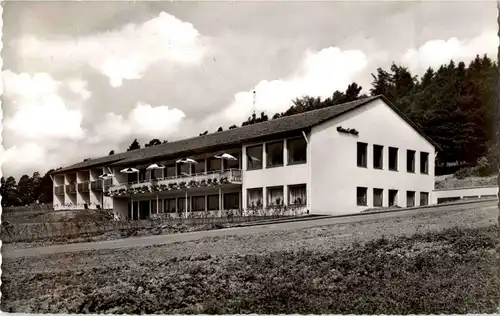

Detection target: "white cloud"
[1, 71, 89, 177]
[402, 31, 498, 71]
[91, 102, 186, 143]
[2, 70, 87, 141]
[210, 47, 368, 125]
[0, 143, 47, 177]
[15, 12, 207, 87]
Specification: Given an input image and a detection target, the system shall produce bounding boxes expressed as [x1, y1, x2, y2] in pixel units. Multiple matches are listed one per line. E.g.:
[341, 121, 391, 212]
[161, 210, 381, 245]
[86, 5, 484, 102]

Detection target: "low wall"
[432, 185, 498, 204]
[0, 214, 303, 243]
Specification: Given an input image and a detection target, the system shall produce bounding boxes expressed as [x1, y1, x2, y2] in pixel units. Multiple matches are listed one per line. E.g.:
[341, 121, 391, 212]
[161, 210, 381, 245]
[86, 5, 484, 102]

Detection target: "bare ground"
[1, 205, 498, 314]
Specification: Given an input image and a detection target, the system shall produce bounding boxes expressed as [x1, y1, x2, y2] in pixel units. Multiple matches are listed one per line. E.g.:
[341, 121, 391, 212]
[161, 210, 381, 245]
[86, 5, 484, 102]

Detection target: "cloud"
[0, 143, 47, 177]
[14, 12, 207, 87]
[208, 47, 368, 125]
[402, 31, 498, 71]
[2, 71, 89, 177]
[2, 70, 87, 141]
[91, 102, 187, 143]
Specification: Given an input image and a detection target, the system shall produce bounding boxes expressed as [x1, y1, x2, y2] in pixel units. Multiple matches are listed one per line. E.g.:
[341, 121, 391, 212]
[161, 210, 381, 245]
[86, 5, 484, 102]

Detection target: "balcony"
[55, 185, 65, 195]
[78, 182, 90, 193]
[91, 180, 103, 191]
[66, 183, 77, 194]
[108, 169, 242, 197]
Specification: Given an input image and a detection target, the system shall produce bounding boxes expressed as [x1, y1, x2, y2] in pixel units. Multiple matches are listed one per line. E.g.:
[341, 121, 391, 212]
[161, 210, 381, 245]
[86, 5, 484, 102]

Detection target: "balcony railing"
[66, 183, 76, 194]
[78, 182, 90, 193]
[109, 169, 242, 196]
[55, 185, 65, 195]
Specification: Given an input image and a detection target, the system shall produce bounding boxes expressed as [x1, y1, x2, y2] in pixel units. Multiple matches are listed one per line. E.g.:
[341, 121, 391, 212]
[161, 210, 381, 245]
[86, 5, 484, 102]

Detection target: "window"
[226, 153, 240, 170]
[224, 192, 240, 209]
[267, 186, 284, 206]
[151, 200, 161, 214]
[128, 172, 138, 183]
[389, 147, 398, 171]
[207, 157, 221, 172]
[357, 142, 368, 167]
[164, 199, 176, 213]
[389, 190, 398, 207]
[138, 169, 146, 182]
[373, 145, 383, 169]
[357, 187, 368, 206]
[420, 152, 429, 174]
[178, 197, 188, 212]
[288, 138, 307, 164]
[150, 168, 162, 180]
[178, 163, 192, 176]
[247, 188, 263, 208]
[373, 188, 383, 207]
[407, 150, 416, 173]
[207, 195, 219, 211]
[266, 141, 284, 167]
[289, 184, 306, 205]
[247, 145, 263, 170]
[406, 191, 415, 207]
[420, 192, 429, 206]
[192, 196, 205, 211]
[194, 161, 205, 174]
[165, 165, 176, 178]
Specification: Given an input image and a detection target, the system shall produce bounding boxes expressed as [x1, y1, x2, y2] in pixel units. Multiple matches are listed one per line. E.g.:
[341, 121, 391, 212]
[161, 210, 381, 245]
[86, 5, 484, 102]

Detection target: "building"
[50, 95, 438, 219]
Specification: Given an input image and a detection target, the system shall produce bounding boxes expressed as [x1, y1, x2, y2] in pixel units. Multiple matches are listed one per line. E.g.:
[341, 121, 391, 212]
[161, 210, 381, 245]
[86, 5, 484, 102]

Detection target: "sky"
[1, 0, 498, 178]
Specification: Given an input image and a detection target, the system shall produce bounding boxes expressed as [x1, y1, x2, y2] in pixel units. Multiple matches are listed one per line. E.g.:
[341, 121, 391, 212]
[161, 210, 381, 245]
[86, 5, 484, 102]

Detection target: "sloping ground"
[435, 174, 497, 189]
[1, 206, 498, 314]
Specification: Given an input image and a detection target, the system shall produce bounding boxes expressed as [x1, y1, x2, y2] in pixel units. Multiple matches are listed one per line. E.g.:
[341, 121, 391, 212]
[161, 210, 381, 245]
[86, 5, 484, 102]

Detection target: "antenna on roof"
[252, 90, 256, 123]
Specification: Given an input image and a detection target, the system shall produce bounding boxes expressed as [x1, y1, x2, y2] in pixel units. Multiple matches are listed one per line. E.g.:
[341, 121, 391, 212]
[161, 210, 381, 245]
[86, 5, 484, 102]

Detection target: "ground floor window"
[192, 196, 205, 211]
[407, 191, 415, 207]
[164, 198, 176, 213]
[151, 199, 163, 214]
[357, 187, 367, 206]
[207, 195, 219, 210]
[247, 188, 263, 208]
[178, 197, 189, 212]
[224, 192, 240, 209]
[420, 192, 429, 206]
[389, 190, 398, 207]
[373, 188, 383, 207]
[267, 186, 284, 206]
[288, 184, 306, 205]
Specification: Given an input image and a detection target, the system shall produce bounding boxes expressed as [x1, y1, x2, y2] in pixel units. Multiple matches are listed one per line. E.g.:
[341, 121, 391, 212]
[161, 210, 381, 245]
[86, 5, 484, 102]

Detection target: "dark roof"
[51, 95, 439, 175]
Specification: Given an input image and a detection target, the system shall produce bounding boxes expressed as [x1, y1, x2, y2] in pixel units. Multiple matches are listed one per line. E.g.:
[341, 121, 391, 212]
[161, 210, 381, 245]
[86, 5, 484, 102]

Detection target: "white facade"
[310, 98, 435, 214]
[52, 98, 436, 217]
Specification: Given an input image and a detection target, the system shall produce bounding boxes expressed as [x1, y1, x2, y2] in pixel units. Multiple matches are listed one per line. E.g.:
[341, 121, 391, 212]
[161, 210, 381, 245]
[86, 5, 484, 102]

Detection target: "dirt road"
[4, 199, 497, 258]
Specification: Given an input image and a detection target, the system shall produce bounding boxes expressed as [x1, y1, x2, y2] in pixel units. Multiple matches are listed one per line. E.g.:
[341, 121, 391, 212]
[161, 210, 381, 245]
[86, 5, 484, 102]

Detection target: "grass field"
[2, 205, 498, 314]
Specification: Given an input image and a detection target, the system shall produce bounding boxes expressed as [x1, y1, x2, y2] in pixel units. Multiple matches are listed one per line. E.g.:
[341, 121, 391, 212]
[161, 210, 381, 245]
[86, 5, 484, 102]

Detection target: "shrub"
[454, 167, 473, 179]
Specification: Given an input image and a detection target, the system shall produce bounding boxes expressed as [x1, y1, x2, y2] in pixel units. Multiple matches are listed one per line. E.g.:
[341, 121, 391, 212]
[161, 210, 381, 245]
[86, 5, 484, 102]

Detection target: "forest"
[1, 55, 497, 207]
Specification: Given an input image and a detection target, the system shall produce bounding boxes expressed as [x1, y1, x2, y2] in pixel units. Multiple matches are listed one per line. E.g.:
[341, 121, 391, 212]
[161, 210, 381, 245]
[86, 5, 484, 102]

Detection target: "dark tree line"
[1, 170, 54, 207]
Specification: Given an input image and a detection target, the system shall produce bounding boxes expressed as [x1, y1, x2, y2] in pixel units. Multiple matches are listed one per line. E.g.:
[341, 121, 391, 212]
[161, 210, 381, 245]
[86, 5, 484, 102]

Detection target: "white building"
[51, 95, 438, 219]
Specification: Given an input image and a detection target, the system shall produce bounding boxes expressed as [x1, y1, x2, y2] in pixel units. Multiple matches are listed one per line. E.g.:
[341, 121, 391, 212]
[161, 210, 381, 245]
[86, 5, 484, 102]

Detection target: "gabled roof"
[51, 95, 439, 175]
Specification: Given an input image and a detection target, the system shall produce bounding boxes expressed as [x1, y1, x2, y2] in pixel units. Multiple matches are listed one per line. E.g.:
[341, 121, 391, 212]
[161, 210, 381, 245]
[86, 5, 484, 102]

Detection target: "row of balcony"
[55, 179, 113, 195]
[108, 169, 243, 197]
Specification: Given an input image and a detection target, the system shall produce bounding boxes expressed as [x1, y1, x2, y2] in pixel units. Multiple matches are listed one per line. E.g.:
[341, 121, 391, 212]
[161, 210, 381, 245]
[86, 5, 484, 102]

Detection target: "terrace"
[108, 169, 242, 197]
